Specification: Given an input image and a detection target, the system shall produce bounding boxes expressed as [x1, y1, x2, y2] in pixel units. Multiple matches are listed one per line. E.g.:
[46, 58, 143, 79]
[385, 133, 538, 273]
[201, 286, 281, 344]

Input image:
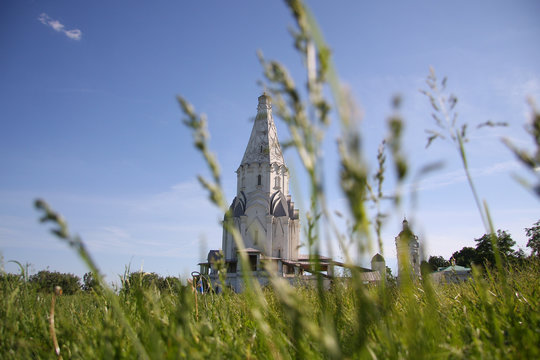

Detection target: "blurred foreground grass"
[1, 261, 539, 359]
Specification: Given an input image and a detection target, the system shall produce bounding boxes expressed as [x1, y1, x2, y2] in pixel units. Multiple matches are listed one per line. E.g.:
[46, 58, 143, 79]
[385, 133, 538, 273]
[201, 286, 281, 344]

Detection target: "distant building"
[195, 94, 380, 292]
[371, 253, 386, 278]
[395, 219, 421, 280]
[431, 261, 472, 284]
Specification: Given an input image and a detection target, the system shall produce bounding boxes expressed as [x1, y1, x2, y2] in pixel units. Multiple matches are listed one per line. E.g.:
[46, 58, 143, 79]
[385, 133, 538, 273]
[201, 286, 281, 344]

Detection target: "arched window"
[258, 175, 262, 186]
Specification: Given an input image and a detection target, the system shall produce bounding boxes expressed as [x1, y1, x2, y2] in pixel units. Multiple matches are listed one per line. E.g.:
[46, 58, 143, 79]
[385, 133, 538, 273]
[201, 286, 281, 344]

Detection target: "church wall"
[237, 164, 289, 199]
[289, 218, 300, 260]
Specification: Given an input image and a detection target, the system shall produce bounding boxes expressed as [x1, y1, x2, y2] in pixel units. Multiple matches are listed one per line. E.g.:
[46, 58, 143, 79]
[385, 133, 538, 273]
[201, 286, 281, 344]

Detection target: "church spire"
[240, 94, 284, 166]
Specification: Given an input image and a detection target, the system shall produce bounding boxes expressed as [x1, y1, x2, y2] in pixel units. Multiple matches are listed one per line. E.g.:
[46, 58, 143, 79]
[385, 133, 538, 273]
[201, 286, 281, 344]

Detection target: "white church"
[195, 94, 418, 292]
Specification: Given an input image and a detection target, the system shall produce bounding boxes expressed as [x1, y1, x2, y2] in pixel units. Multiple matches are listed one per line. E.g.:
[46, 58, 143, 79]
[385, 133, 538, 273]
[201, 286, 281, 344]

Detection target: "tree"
[420, 260, 432, 275]
[511, 248, 527, 266]
[121, 271, 160, 294]
[156, 276, 183, 293]
[428, 256, 450, 271]
[385, 266, 396, 287]
[525, 219, 540, 257]
[121, 272, 183, 294]
[451, 247, 476, 268]
[82, 272, 100, 292]
[0, 273, 24, 290]
[29, 270, 81, 295]
[474, 230, 516, 267]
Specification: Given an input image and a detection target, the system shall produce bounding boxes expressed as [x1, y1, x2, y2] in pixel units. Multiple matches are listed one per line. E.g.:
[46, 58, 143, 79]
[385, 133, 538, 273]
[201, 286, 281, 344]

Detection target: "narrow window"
[258, 175, 262, 185]
[249, 255, 258, 271]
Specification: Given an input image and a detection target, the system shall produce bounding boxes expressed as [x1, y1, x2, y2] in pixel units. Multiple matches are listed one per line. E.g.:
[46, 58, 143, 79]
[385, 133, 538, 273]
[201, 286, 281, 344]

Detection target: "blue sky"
[1, 1, 539, 282]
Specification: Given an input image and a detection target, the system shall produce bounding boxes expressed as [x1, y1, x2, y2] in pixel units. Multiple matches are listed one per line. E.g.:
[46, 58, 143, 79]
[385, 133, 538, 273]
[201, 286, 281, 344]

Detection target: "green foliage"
[526, 219, 540, 257]
[474, 230, 517, 267]
[82, 271, 99, 292]
[1, 262, 540, 359]
[121, 271, 184, 294]
[451, 246, 476, 267]
[420, 260, 432, 275]
[0, 272, 25, 290]
[428, 255, 450, 271]
[449, 231, 526, 270]
[28, 270, 81, 295]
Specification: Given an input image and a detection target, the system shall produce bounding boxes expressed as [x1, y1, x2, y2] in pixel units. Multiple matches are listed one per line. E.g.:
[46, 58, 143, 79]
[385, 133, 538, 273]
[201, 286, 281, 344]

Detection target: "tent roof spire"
[240, 94, 284, 166]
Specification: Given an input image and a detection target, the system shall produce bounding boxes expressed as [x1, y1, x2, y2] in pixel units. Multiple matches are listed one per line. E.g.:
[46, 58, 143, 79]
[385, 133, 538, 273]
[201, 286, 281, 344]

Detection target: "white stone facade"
[395, 219, 421, 279]
[222, 94, 300, 266]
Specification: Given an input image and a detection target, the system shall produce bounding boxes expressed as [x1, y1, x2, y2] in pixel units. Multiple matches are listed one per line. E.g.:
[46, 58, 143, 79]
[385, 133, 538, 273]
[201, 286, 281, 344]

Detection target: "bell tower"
[222, 94, 300, 269]
[395, 219, 420, 279]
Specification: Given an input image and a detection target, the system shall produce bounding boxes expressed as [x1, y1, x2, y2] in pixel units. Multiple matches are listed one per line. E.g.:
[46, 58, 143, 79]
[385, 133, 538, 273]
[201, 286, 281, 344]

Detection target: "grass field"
[1, 261, 539, 359]
[2, 1, 540, 358]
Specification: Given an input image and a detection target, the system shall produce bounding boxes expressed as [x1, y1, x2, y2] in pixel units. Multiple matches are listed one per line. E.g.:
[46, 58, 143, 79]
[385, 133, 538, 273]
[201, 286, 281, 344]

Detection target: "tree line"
[427, 219, 540, 272]
[0, 269, 184, 295]
[4, 219, 539, 290]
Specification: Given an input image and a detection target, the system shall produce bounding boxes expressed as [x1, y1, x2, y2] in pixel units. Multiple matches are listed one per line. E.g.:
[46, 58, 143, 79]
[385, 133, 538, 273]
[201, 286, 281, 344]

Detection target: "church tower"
[222, 94, 300, 269]
[395, 219, 420, 279]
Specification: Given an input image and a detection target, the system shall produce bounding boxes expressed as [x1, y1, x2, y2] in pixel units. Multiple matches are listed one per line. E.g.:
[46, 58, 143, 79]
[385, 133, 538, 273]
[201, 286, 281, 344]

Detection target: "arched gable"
[270, 191, 289, 217]
[230, 193, 246, 217]
[245, 190, 270, 216]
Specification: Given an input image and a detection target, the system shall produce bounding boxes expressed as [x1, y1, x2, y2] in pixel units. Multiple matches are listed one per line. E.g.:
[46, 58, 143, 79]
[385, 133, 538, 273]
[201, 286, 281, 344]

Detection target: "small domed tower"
[370, 253, 386, 277]
[395, 219, 420, 279]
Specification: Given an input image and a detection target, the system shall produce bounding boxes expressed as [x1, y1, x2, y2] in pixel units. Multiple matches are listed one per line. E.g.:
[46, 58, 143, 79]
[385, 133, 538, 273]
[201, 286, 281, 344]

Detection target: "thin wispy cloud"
[415, 160, 520, 192]
[38, 13, 82, 40]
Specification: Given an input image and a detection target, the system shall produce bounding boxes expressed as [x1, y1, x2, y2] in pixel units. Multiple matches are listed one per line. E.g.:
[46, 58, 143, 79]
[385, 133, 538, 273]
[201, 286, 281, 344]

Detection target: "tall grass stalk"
[421, 69, 514, 301]
[34, 199, 151, 360]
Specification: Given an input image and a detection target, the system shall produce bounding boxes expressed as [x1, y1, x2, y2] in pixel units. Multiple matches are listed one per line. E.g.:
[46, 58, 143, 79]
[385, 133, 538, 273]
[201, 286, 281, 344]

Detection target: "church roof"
[437, 265, 471, 273]
[371, 253, 385, 262]
[237, 247, 262, 253]
[396, 218, 418, 241]
[298, 254, 332, 261]
[240, 94, 285, 166]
